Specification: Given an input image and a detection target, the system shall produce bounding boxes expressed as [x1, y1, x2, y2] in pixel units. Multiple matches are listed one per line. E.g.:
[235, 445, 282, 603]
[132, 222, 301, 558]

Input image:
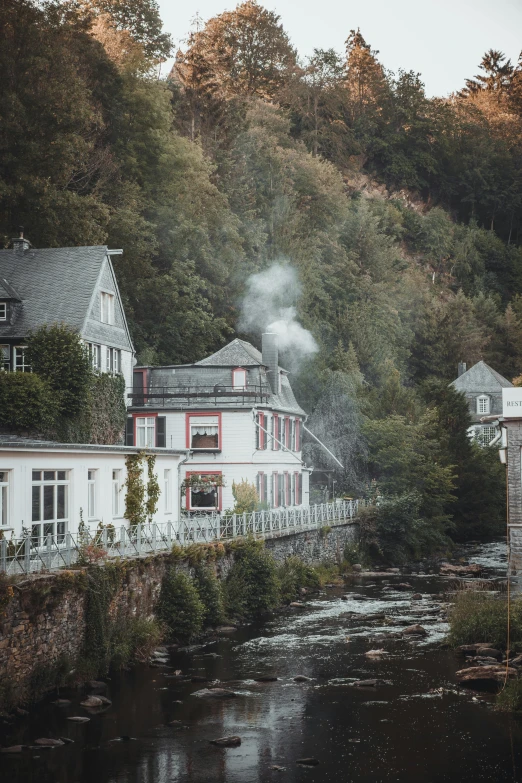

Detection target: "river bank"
[1, 539, 520, 783]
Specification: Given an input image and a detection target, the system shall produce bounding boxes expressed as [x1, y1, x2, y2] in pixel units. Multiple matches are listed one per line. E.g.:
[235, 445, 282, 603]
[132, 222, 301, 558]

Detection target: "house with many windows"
[0, 233, 134, 392]
[125, 333, 311, 511]
[451, 360, 513, 445]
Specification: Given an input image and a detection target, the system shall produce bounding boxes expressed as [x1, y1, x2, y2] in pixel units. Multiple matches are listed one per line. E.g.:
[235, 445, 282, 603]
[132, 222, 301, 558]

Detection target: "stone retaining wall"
[0, 523, 357, 707]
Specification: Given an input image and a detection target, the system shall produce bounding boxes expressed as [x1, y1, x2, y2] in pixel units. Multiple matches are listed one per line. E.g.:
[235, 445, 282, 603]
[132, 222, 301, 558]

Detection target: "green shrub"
[497, 679, 522, 712]
[193, 563, 226, 626]
[447, 592, 522, 650]
[157, 567, 205, 641]
[110, 617, 163, 669]
[225, 538, 279, 618]
[0, 372, 58, 433]
[278, 556, 320, 603]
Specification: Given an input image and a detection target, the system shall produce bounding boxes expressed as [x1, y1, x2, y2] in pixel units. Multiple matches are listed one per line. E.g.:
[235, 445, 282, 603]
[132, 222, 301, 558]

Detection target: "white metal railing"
[0, 500, 363, 575]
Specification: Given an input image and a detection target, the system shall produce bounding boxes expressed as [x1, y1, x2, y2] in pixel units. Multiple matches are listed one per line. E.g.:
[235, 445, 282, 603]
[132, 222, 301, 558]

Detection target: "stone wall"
[0, 523, 357, 707]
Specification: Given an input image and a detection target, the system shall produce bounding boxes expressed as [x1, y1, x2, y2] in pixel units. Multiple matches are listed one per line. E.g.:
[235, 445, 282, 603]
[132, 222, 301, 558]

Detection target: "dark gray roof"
[451, 360, 513, 393]
[197, 338, 288, 371]
[0, 278, 21, 300]
[0, 435, 186, 455]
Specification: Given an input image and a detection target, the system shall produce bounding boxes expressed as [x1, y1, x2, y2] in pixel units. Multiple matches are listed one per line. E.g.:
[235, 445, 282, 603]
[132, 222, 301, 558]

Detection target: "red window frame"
[273, 415, 279, 450]
[257, 471, 266, 502]
[257, 412, 266, 450]
[132, 412, 157, 446]
[186, 412, 222, 450]
[185, 471, 222, 511]
[284, 471, 290, 506]
[295, 419, 301, 451]
[232, 367, 247, 390]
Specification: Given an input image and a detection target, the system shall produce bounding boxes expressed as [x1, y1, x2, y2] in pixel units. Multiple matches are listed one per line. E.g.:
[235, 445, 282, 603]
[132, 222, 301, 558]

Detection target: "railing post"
[167, 520, 172, 549]
[232, 513, 237, 538]
[24, 536, 30, 574]
[46, 533, 52, 571]
[152, 523, 157, 553]
[137, 523, 142, 555]
[0, 538, 6, 574]
[243, 512, 247, 537]
[121, 525, 127, 557]
[65, 532, 72, 567]
[102, 527, 108, 553]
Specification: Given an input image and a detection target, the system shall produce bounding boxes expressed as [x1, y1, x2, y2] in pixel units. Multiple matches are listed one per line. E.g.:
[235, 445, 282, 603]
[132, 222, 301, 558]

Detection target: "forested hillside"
[2, 0, 520, 555]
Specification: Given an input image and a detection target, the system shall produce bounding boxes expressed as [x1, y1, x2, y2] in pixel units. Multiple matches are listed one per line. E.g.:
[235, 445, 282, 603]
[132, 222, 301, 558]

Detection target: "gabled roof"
[451, 360, 513, 393]
[196, 337, 287, 371]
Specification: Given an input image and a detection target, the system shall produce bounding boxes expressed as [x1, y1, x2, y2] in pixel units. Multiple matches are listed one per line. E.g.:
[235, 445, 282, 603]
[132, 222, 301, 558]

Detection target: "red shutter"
[297, 473, 302, 505]
[285, 472, 289, 506]
[274, 415, 279, 450]
[295, 419, 300, 451]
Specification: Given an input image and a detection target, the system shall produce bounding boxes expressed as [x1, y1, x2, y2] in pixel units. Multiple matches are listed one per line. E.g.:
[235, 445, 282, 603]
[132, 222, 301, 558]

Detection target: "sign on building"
[502, 388, 522, 417]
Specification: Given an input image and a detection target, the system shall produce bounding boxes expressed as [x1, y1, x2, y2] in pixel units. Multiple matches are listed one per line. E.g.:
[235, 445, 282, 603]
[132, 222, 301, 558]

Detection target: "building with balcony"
[125, 334, 310, 511]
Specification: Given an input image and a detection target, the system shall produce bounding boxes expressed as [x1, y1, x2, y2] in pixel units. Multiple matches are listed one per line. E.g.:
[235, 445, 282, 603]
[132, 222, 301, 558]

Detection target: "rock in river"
[440, 563, 481, 576]
[209, 736, 242, 747]
[192, 688, 237, 699]
[365, 649, 388, 658]
[34, 738, 64, 747]
[80, 696, 104, 708]
[67, 716, 90, 723]
[297, 758, 320, 766]
[293, 675, 313, 682]
[1, 746, 25, 753]
[456, 665, 517, 685]
[402, 624, 428, 636]
[352, 679, 392, 687]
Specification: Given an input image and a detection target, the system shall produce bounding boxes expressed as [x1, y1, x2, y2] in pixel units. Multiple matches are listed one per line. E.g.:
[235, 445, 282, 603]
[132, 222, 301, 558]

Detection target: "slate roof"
[451, 360, 513, 393]
[0, 246, 107, 337]
[196, 338, 288, 372]
[0, 278, 21, 300]
[0, 434, 186, 454]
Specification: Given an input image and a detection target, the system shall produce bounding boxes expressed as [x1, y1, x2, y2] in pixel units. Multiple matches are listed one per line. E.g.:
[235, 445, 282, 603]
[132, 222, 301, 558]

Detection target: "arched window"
[477, 395, 490, 415]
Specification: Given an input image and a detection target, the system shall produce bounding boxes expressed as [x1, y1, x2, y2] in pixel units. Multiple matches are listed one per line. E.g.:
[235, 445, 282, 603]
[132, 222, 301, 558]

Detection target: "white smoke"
[239, 263, 318, 362]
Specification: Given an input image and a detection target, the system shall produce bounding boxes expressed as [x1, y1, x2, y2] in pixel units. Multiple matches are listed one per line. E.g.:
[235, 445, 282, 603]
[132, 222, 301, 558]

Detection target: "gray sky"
[157, 0, 521, 97]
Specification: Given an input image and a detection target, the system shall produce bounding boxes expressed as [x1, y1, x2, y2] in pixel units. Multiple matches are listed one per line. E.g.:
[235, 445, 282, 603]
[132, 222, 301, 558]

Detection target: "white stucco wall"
[0, 447, 183, 540]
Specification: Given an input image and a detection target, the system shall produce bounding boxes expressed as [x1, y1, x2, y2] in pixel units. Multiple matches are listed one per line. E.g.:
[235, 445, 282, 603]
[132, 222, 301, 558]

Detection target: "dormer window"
[0, 303, 6, 321]
[100, 291, 114, 324]
[477, 395, 490, 415]
[232, 367, 247, 390]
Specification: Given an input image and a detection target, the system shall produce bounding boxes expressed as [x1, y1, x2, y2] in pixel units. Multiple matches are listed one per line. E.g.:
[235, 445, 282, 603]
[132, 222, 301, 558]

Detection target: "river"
[1, 540, 521, 783]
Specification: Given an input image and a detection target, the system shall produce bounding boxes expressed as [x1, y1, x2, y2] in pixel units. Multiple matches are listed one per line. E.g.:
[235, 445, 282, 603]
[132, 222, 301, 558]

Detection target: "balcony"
[128, 383, 271, 409]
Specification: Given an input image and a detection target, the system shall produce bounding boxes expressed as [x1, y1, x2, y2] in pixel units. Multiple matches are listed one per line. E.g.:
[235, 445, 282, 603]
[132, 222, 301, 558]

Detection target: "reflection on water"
[2, 539, 521, 783]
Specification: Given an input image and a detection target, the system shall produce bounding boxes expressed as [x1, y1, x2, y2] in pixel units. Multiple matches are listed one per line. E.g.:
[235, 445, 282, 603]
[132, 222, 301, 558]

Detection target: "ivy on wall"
[124, 452, 161, 526]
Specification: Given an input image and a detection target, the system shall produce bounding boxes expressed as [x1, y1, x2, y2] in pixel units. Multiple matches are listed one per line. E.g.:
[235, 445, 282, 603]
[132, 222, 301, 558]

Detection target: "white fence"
[0, 500, 363, 575]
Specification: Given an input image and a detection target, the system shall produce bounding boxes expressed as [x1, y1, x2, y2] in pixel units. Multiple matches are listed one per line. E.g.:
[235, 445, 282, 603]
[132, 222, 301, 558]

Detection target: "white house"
[451, 360, 513, 445]
[125, 334, 311, 512]
[0, 438, 187, 542]
[0, 233, 134, 395]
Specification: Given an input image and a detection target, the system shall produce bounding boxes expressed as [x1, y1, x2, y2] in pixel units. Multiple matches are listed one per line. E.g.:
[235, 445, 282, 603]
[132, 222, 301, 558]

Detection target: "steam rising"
[239, 264, 318, 361]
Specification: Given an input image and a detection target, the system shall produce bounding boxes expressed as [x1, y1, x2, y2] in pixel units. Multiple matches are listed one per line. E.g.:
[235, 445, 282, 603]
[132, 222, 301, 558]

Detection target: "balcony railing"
[128, 383, 271, 408]
[0, 500, 363, 575]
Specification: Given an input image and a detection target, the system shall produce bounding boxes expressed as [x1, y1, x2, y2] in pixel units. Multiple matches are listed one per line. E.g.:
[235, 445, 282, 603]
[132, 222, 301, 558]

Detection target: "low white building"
[0, 438, 187, 542]
[126, 335, 311, 512]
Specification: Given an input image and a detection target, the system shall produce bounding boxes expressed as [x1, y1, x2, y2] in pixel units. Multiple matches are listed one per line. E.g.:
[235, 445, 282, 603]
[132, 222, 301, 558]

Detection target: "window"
[88, 469, 97, 519]
[187, 414, 220, 450]
[0, 472, 8, 526]
[14, 346, 30, 372]
[284, 472, 290, 506]
[105, 347, 122, 374]
[187, 473, 221, 510]
[112, 469, 121, 517]
[256, 472, 268, 504]
[272, 415, 279, 450]
[256, 412, 267, 450]
[477, 395, 490, 415]
[295, 419, 301, 451]
[164, 469, 172, 513]
[291, 473, 296, 506]
[273, 472, 279, 507]
[100, 291, 114, 324]
[0, 345, 9, 371]
[31, 470, 68, 545]
[478, 426, 497, 445]
[88, 343, 101, 371]
[285, 417, 290, 450]
[232, 368, 247, 390]
[0, 303, 6, 321]
[136, 417, 156, 448]
[278, 473, 285, 507]
[296, 473, 303, 505]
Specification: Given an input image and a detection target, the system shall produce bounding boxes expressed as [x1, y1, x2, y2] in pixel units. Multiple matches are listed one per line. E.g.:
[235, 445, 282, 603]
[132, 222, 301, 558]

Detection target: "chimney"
[458, 361, 467, 377]
[262, 332, 279, 394]
[11, 226, 31, 252]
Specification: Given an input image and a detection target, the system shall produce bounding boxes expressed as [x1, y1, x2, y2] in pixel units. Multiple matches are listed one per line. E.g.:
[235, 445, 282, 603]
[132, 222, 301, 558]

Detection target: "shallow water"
[2, 540, 522, 783]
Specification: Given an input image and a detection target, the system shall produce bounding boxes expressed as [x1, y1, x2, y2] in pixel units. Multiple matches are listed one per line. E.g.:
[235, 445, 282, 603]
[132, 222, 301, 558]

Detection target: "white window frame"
[0, 471, 9, 527]
[189, 415, 220, 450]
[100, 291, 115, 324]
[31, 470, 69, 545]
[232, 368, 247, 390]
[112, 469, 122, 517]
[164, 469, 172, 513]
[14, 346, 30, 372]
[0, 303, 6, 321]
[477, 395, 490, 415]
[88, 469, 97, 519]
[136, 416, 156, 448]
[478, 425, 497, 445]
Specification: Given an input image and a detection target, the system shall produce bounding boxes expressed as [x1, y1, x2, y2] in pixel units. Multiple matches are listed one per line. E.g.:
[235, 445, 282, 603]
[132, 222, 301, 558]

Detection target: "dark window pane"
[32, 486, 40, 521]
[0, 472, 6, 483]
[43, 471, 55, 481]
[31, 524, 41, 546]
[57, 471, 66, 481]
[57, 485, 66, 519]
[43, 485, 54, 520]
[57, 521, 65, 543]
[32, 471, 41, 481]
[191, 488, 217, 509]
[43, 523, 53, 540]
